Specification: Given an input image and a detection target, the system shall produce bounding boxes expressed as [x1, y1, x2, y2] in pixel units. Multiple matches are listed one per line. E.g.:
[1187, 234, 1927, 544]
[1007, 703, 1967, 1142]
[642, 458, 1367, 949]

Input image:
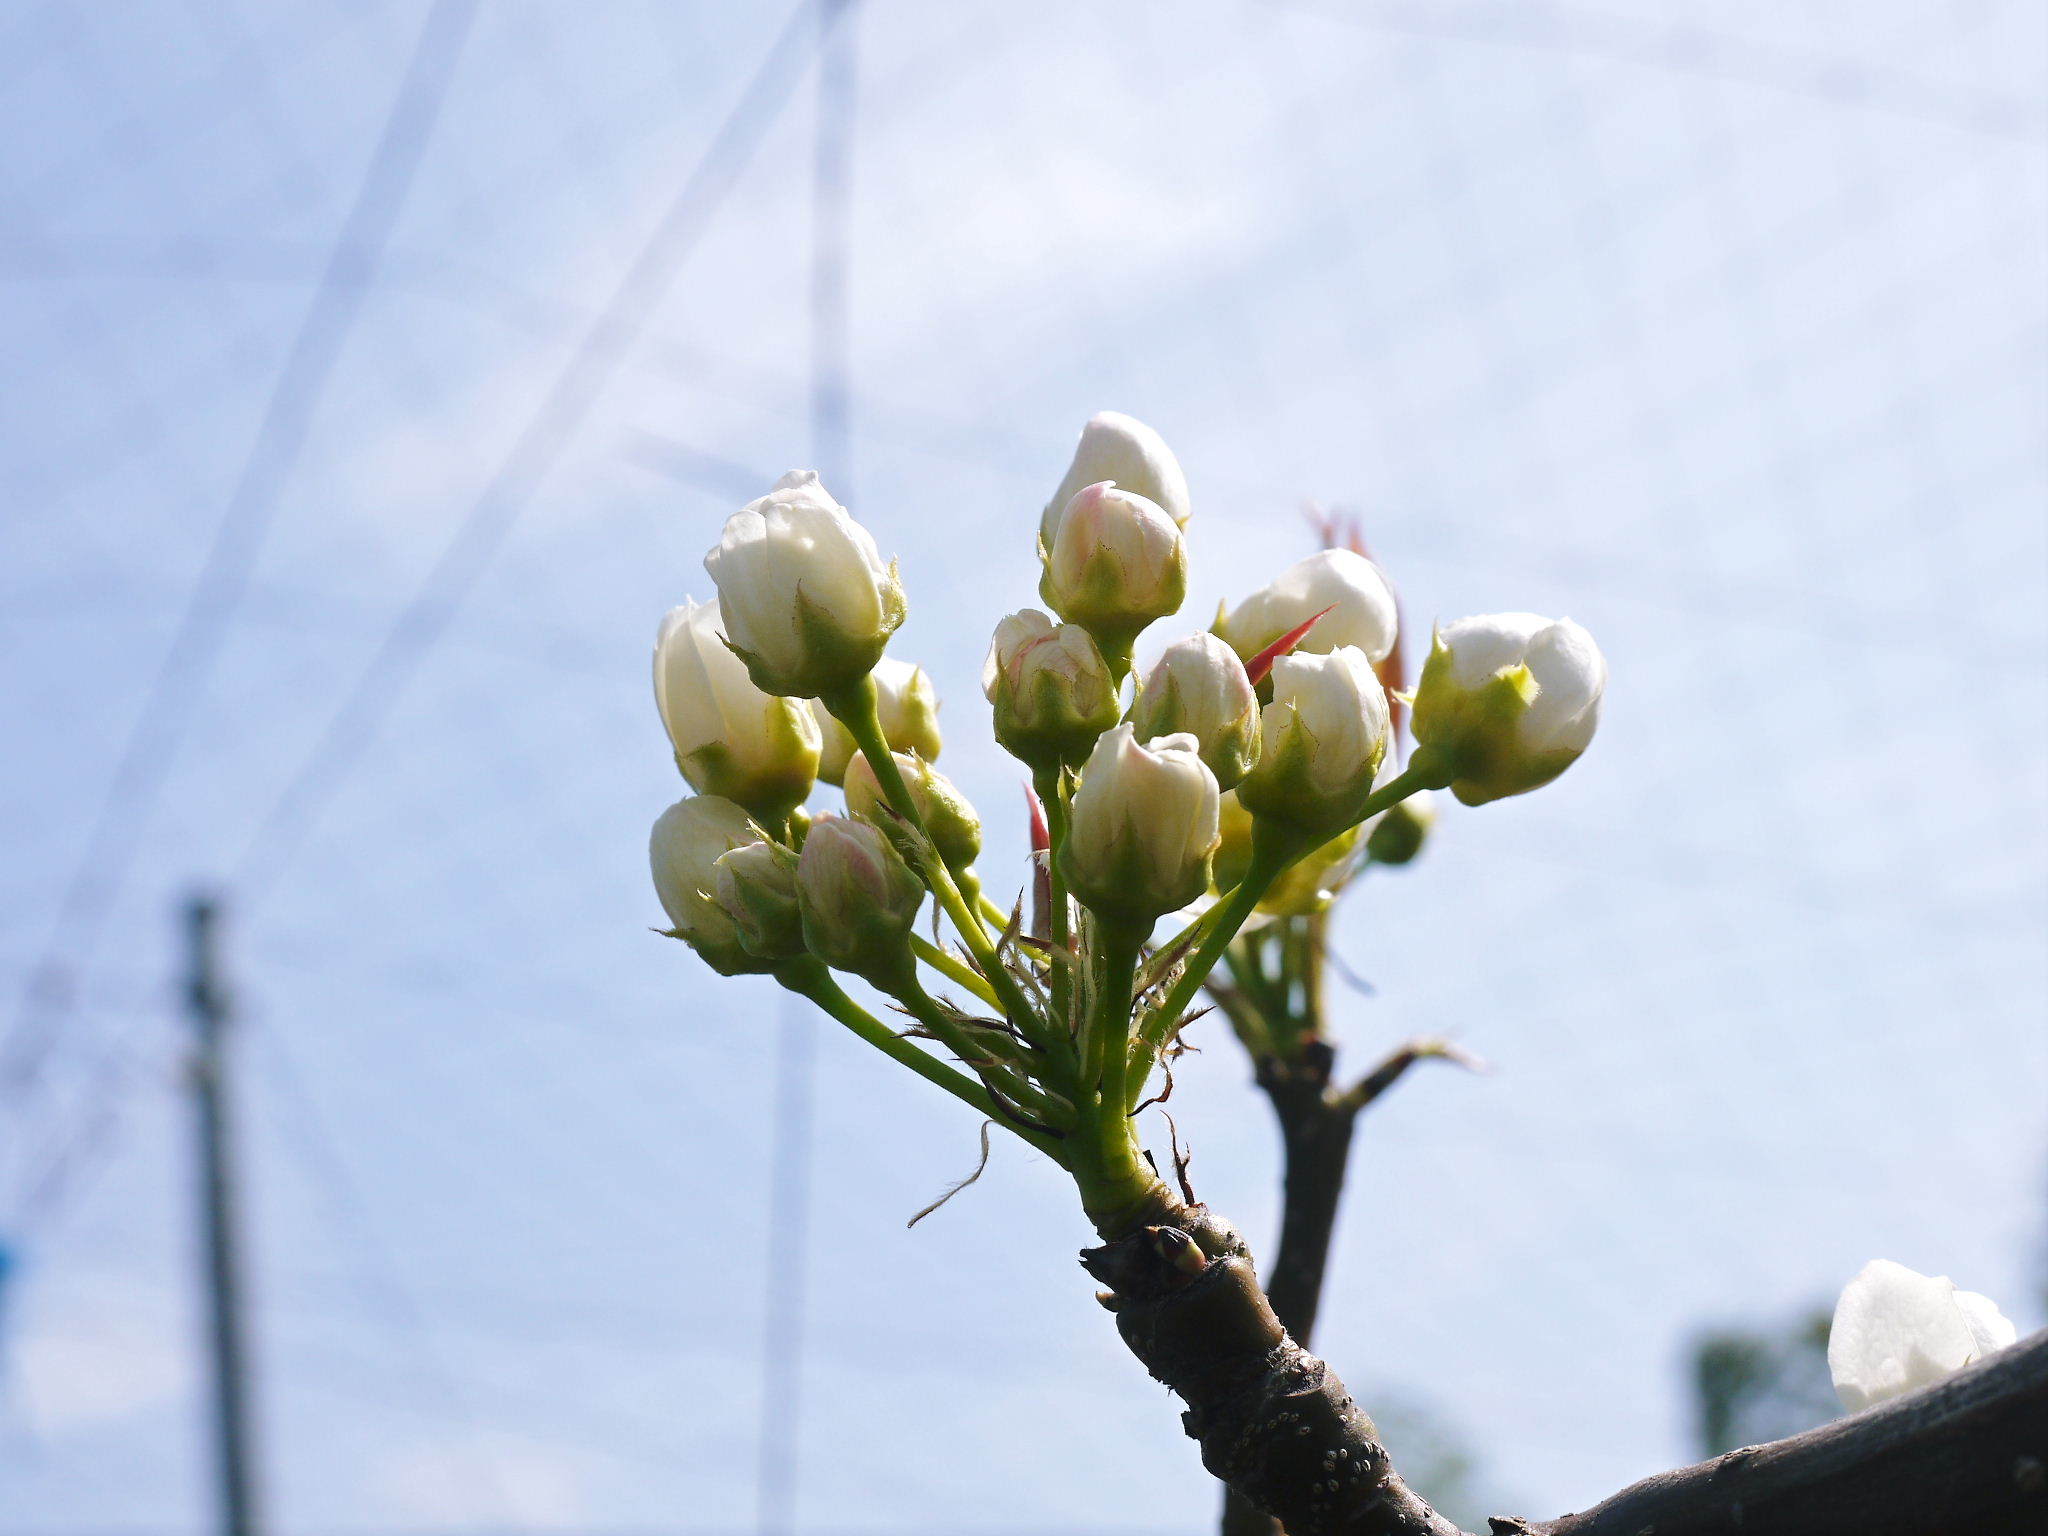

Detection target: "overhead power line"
[229, 0, 849, 905]
[0, 0, 480, 1097]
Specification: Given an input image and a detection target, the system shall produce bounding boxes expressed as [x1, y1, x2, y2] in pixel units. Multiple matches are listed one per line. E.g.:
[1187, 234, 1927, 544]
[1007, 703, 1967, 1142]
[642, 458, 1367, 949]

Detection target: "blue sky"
[2, 1, 2045, 1530]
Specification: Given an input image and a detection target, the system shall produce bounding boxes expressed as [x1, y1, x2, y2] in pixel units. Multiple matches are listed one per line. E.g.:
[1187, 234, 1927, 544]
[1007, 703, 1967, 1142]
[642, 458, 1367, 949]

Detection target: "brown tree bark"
[1084, 1191, 2048, 1536]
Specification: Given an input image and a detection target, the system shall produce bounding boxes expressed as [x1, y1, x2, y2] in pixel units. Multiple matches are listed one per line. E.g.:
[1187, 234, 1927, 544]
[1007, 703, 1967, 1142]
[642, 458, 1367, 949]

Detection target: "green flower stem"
[1097, 633, 1136, 689]
[826, 676, 1044, 1039]
[1032, 766, 1076, 1030]
[1068, 914, 1158, 1227]
[890, 969, 1068, 1124]
[1127, 762, 1441, 1101]
[974, 889, 1013, 932]
[776, 960, 1066, 1163]
[909, 934, 1000, 1007]
[1081, 915, 1146, 1171]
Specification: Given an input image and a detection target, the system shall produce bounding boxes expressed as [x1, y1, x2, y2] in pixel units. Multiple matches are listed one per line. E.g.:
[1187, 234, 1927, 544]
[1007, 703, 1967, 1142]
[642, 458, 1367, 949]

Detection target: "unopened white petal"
[1436, 612, 1548, 688]
[1828, 1259, 1983, 1413]
[1519, 619, 1606, 754]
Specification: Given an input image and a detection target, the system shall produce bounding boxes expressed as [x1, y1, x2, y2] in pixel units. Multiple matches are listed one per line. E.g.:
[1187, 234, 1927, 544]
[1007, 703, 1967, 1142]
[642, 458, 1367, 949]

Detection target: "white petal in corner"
[1827, 1259, 2018, 1413]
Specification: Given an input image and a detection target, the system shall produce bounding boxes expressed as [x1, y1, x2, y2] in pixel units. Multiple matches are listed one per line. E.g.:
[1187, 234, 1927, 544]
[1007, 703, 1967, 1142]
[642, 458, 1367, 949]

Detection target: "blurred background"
[3, 1, 2044, 1531]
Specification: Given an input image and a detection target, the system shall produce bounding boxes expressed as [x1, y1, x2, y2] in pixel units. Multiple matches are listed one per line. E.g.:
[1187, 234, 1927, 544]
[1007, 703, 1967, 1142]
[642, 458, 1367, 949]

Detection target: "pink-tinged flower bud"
[1039, 411, 1191, 549]
[649, 796, 775, 976]
[795, 816, 925, 984]
[704, 471, 907, 698]
[981, 608, 1120, 769]
[654, 599, 821, 822]
[843, 749, 982, 874]
[711, 838, 805, 961]
[1219, 548, 1398, 666]
[810, 656, 942, 785]
[1132, 634, 1259, 791]
[1039, 482, 1186, 654]
[1062, 725, 1220, 922]
[1410, 614, 1605, 805]
[1238, 647, 1390, 837]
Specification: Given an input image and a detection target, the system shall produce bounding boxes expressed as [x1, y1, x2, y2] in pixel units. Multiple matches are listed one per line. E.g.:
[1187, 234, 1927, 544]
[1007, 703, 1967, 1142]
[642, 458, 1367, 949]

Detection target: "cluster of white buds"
[643, 412, 1609, 1214]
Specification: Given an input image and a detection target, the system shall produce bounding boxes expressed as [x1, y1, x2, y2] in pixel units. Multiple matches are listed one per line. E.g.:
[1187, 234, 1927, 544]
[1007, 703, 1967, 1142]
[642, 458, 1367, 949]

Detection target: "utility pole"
[756, 7, 857, 1533]
[185, 892, 263, 1536]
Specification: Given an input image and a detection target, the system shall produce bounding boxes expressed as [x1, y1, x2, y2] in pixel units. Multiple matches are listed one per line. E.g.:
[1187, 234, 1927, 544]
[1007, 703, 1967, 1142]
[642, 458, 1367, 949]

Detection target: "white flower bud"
[711, 838, 805, 961]
[796, 815, 926, 984]
[1039, 411, 1191, 548]
[981, 608, 1120, 769]
[1238, 648, 1390, 837]
[843, 749, 982, 874]
[1828, 1259, 2018, 1413]
[1039, 482, 1186, 651]
[1132, 634, 1259, 790]
[654, 600, 821, 822]
[703, 470, 907, 698]
[1410, 614, 1605, 806]
[1062, 725, 1220, 921]
[1219, 549, 1398, 665]
[810, 656, 942, 785]
[649, 796, 774, 976]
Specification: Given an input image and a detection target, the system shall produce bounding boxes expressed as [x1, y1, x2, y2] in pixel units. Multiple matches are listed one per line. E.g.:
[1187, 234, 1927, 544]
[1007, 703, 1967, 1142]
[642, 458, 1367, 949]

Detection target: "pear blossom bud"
[1132, 634, 1259, 791]
[982, 608, 1120, 769]
[1364, 785, 1435, 867]
[1238, 648, 1390, 838]
[1827, 1259, 2018, 1413]
[1410, 614, 1605, 806]
[711, 838, 805, 961]
[1219, 549, 1399, 666]
[810, 656, 942, 785]
[1061, 725, 1220, 921]
[1039, 482, 1186, 651]
[796, 816, 926, 984]
[843, 749, 982, 874]
[1039, 411, 1191, 548]
[704, 470, 907, 698]
[654, 600, 821, 822]
[649, 797, 774, 976]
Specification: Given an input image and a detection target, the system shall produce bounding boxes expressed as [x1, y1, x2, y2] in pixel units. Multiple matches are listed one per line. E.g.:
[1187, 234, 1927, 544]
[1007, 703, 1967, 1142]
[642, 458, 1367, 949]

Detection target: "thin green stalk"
[1068, 915, 1157, 1225]
[1089, 918, 1145, 1112]
[910, 934, 1000, 1007]
[827, 677, 1043, 1036]
[1130, 762, 1439, 1089]
[890, 974, 1064, 1123]
[1033, 766, 1075, 1032]
[777, 961, 1066, 1163]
